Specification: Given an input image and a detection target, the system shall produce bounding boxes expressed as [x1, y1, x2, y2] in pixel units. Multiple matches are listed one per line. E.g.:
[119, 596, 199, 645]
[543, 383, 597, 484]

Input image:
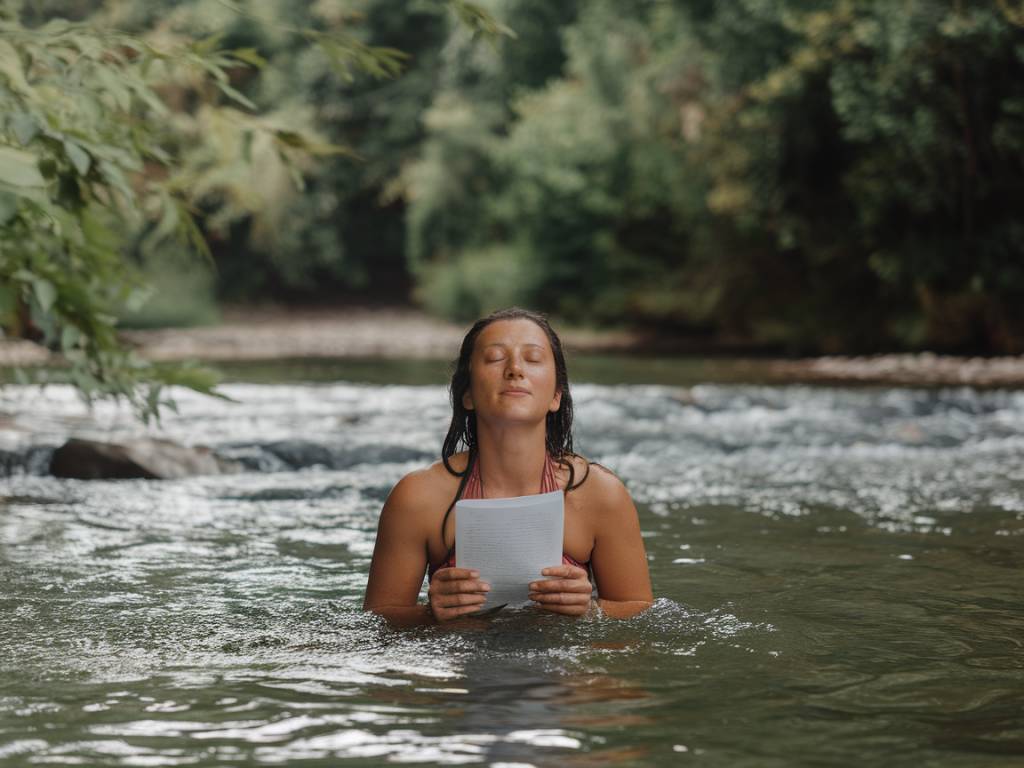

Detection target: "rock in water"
[49, 438, 241, 480]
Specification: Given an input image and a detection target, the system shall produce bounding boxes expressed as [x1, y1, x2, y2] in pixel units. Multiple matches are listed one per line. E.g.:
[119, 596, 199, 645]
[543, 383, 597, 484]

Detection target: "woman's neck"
[474, 423, 548, 498]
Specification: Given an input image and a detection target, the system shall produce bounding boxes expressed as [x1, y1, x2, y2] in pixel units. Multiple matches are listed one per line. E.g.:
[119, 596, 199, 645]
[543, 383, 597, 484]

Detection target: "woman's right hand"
[427, 567, 491, 622]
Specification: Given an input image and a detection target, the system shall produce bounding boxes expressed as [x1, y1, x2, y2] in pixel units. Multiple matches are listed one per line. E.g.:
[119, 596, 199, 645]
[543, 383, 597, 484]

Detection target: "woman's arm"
[363, 471, 491, 626]
[363, 473, 435, 625]
[589, 470, 654, 618]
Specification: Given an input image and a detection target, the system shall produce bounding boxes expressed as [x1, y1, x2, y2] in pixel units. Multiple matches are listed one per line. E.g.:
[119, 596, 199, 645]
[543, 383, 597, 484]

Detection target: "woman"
[363, 308, 653, 624]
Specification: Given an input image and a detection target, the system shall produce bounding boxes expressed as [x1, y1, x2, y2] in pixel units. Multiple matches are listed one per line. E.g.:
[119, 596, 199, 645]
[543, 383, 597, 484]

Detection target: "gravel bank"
[3, 308, 1024, 388]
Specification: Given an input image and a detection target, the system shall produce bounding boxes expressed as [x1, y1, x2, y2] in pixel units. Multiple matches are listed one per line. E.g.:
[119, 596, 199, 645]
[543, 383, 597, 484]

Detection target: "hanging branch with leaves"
[0, 0, 511, 422]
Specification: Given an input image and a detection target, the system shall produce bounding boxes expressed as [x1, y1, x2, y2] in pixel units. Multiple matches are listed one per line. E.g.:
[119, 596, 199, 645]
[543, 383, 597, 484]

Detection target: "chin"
[484, 407, 547, 424]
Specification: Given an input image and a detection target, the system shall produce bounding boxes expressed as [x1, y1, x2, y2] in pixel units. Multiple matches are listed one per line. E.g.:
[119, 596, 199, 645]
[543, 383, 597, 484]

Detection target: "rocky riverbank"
[3, 307, 1024, 388]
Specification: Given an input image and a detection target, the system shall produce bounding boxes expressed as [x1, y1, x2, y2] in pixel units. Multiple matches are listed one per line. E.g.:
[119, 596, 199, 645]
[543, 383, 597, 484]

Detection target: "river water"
[1, 373, 1023, 766]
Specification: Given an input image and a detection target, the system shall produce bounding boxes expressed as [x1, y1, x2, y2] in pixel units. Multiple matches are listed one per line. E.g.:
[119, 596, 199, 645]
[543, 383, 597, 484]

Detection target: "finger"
[528, 591, 591, 606]
[434, 568, 480, 581]
[446, 581, 489, 598]
[438, 592, 488, 608]
[540, 565, 588, 580]
[433, 580, 491, 595]
[528, 579, 591, 593]
[428, 585, 488, 605]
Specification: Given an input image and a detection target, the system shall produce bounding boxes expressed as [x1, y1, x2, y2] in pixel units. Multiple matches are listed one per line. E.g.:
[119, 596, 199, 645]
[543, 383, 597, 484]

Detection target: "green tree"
[0, 0, 507, 420]
[698, 0, 1024, 350]
[0, 11, 255, 419]
[406, 0, 699, 324]
[406, 0, 1024, 352]
[99, 0, 507, 304]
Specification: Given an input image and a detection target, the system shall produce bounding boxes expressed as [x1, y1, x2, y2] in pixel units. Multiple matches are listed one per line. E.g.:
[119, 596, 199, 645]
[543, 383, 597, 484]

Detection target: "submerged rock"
[0, 446, 56, 477]
[220, 440, 433, 472]
[262, 439, 337, 469]
[49, 438, 242, 480]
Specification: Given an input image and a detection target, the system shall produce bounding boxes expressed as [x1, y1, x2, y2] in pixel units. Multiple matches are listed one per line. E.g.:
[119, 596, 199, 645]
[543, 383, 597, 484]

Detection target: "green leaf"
[217, 82, 256, 110]
[154, 361, 230, 399]
[229, 47, 267, 68]
[279, 153, 306, 191]
[97, 160, 136, 206]
[273, 130, 307, 148]
[61, 323, 81, 352]
[449, 0, 517, 41]
[273, 130, 359, 158]
[11, 113, 40, 146]
[39, 18, 72, 34]
[31, 277, 57, 313]
[176, 200, 212, 263]
[241, 129, 254, 162]
[144, 383, 163, 421]
[95, 66, 132, 112]
[0, 280, 17, 318]
[0, 146, 46, 187]
[80, 205, 121, 253]
[191, 33, 225, 56]
[124, 285, 153, 312]
[64, 141, 92, 176]
[0, 39, 31, 94]
[0, 189, 17, 225]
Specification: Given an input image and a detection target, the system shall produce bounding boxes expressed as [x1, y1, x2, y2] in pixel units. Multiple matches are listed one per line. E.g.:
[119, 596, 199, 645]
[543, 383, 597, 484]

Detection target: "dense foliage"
[0, 7, 245, 417]
[0, 0, 503, 419]
[406, 0, 1024, 352]
[3, 0, 1022, 406]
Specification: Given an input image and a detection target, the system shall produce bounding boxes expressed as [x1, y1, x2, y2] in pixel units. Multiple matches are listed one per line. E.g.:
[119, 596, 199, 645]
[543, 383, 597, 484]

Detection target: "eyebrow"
[483, 342, 545, 349]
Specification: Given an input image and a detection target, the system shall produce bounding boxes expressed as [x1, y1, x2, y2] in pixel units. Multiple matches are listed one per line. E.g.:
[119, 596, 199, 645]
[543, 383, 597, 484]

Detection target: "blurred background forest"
[4, 0, 1024, 368]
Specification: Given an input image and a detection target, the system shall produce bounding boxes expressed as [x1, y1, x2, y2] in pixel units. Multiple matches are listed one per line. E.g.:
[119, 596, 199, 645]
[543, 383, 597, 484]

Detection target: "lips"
[500, 388, 531, 395]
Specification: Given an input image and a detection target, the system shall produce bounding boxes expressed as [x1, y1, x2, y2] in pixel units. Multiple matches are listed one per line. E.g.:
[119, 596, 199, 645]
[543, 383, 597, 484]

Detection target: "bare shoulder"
[385, 454, 465, 514]
[553, 452, 593, 489]
[570, 459, 636, 519]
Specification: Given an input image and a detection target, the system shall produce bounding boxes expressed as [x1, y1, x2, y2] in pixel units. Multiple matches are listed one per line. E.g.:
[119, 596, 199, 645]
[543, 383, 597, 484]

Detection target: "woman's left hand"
[529, 564, 592, 616]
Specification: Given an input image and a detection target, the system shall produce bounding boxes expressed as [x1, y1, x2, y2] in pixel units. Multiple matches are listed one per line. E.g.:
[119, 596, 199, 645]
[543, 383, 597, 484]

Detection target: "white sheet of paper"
[455, 489, 564, 609]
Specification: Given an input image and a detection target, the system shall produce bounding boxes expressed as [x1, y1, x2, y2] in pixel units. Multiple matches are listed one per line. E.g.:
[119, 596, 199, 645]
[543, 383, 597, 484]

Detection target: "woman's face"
[463, 318, 562, 424]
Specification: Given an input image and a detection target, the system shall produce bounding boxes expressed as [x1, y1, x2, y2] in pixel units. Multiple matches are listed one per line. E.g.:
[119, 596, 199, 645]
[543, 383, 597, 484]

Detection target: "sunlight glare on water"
[1, 381, 1023, 766]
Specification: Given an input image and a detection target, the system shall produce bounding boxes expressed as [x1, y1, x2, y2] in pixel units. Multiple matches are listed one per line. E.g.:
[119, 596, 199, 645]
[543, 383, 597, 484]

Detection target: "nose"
[504, 354, 524, 378]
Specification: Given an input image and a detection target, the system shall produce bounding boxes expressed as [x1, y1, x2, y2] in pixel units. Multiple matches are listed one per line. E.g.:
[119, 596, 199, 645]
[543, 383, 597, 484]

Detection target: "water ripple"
[2, 382, 1023, 766]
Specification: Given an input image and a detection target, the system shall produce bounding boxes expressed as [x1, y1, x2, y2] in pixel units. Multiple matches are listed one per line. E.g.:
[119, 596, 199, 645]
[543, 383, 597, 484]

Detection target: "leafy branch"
[0, 0, 513, 423]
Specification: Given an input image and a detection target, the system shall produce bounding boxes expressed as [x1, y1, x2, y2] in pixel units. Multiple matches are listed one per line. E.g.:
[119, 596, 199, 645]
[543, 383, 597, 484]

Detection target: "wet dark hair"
[437, 308, 590, 551]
